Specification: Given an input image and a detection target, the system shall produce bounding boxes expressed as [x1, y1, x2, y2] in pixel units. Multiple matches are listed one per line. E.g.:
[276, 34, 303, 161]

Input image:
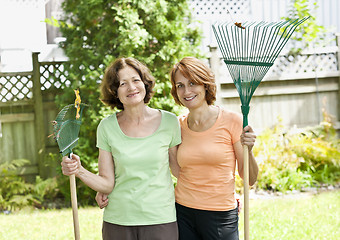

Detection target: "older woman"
[61, 57, 181, 240]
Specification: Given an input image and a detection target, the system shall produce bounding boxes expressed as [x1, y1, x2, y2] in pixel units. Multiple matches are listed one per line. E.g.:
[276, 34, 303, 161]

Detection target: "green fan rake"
[53, 102, 87, 240]
[213, 17, 309, 240]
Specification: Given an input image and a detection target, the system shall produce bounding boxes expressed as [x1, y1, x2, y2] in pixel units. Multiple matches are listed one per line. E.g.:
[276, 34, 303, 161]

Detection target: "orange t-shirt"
[175, 107, 243, 211]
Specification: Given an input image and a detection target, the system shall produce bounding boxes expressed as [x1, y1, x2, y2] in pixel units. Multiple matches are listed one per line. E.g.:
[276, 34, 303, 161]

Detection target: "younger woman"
[170, 57, 258, 240]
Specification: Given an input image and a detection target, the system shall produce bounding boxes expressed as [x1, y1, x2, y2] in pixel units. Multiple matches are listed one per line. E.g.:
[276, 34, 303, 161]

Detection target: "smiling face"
[174, 70, 207, 110]
[170, 57, 216, 108]
[117, 66, 146, 108]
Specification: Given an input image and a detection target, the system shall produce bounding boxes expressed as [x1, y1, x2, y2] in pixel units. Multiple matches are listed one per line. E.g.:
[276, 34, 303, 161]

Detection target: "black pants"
[176, 203, 239, 240]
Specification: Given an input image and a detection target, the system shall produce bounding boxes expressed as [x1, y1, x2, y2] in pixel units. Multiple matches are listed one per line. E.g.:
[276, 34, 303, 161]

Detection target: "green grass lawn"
[0, 190, 339, 240]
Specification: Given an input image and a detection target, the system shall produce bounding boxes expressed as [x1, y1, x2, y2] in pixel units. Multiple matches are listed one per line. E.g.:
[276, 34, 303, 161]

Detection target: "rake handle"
[243, 145, 249, 240]
[70, 174, 80, 240]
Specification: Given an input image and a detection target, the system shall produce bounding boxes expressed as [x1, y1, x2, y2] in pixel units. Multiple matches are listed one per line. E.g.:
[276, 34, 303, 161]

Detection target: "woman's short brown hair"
[170, 57, 216, 106]
[100, 57, 155, 110]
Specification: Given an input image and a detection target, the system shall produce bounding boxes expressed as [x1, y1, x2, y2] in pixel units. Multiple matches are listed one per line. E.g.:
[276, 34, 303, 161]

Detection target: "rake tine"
[268, 21, 294, 63]
[254, 22, 268, 62]
[212, 24, 225, 59]
[261, 22, 278, 63]
[268, 18, 309, 63]
[222, 24, 234, 61]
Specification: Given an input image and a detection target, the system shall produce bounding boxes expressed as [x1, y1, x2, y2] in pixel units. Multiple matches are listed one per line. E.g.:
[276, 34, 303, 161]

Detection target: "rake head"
[53, 103, 87, 156]
[212, 17, 309, 126]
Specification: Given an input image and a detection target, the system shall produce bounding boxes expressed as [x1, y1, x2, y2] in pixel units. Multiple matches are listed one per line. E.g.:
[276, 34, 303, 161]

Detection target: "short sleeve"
[96, 119, 112, 152]
[170, 116, 181, 148]
[161, 111, 181, 148]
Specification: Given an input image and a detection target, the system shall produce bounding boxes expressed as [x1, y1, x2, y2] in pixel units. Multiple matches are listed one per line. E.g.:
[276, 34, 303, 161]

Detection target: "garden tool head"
[53, 103, 86, 156]
[212, 17, 309, 127]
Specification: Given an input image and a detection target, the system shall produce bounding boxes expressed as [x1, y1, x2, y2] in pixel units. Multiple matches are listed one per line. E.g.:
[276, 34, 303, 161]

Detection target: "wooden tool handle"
[70, 174, 80, 240]
[243, 145, 249, 240]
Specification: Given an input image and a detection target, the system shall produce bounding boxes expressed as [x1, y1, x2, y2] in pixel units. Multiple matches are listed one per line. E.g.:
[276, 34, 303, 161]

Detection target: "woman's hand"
[61, 153, 81, 176]
[96, 192, 109, 209]
[240, 125, 256, 151]
[236, 198, 242, 215]
[238, 125, 259, 185]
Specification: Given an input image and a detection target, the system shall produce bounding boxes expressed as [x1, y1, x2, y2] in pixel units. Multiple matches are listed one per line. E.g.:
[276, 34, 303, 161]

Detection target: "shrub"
[0, 159, 59, 211]
[290, 111, 340, 184]
[252, 113, 339, 192]
[251, 122, 316, 192]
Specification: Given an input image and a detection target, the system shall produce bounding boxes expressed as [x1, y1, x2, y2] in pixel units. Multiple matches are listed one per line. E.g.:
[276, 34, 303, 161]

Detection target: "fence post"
[336, 33, 340, 122]
[209, 45, 222, 105]
[32, 52, 46, 178]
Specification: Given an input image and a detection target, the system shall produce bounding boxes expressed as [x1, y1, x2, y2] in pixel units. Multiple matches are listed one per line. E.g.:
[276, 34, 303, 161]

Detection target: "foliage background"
[252, 116, 340, 193]
[284, 0, 332, 53]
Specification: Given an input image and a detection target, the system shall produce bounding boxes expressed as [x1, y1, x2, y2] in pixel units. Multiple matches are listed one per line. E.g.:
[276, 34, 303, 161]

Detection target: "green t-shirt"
[96, 110, 181, 226]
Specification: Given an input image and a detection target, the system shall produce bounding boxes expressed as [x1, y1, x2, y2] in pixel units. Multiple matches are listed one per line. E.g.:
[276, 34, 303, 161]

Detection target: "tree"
[55, 0, 203, 204]
[59, 0, 202, 108]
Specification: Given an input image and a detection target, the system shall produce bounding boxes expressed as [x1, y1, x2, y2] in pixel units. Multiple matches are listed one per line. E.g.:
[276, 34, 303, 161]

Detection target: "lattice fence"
[0, 73, 33, 102]
[190, 0, 250, 17]
[0, 61, 69, 102]
[40, 62, 70, 91]
[270, 49, 339, 78]
[213, 46, 339, 83]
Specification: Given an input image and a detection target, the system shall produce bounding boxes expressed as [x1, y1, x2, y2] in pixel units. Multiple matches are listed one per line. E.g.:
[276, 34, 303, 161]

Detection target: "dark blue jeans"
[176, 203, 239, 240]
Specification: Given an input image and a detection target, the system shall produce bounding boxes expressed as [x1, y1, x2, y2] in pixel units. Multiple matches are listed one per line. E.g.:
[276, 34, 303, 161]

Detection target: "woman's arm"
[95, 145, 179, 209]
[169, 145, 180, 178]
[234, 125, 259, 186]
[61, 148, 115, 194]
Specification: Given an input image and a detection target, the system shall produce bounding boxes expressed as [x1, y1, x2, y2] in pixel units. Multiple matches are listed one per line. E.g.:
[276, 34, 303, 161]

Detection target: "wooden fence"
[0, 53, 68, 180]
[209, 34, 340, 133]
[0, 37, 339, 180]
